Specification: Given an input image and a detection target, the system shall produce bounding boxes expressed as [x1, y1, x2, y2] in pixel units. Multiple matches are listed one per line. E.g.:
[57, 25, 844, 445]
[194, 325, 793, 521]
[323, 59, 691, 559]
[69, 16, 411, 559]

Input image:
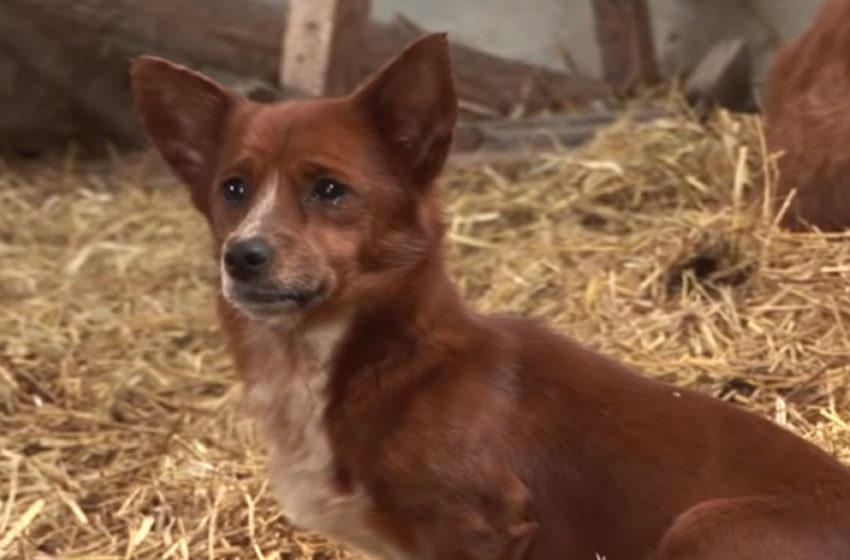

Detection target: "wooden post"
[281, 0, 371, 97]
[590, 0, 659, 92]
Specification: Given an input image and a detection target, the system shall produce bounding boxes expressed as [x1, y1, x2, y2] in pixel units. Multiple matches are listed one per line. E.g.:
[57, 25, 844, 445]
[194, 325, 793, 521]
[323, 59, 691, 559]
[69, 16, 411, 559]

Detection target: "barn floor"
[2, 109, 850, 559]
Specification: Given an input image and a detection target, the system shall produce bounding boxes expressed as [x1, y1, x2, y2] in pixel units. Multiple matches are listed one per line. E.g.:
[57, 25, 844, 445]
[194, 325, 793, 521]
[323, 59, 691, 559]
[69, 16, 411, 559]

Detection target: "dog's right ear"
[130, 56, 238, 211]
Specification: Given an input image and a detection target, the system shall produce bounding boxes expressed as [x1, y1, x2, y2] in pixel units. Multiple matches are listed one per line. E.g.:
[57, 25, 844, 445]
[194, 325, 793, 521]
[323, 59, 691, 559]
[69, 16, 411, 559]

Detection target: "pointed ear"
[351, 33, 458, 185]
[130, 56, 239, 211]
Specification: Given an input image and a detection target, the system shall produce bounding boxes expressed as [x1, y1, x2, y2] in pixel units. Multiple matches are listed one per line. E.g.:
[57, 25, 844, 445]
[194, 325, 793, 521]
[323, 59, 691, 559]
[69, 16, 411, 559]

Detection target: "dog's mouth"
[225, 282, 325, 316]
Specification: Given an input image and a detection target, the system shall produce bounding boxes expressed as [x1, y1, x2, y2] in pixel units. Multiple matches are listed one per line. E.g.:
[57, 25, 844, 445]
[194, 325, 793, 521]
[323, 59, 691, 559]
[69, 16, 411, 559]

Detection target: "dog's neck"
[330, 254, 478, 396]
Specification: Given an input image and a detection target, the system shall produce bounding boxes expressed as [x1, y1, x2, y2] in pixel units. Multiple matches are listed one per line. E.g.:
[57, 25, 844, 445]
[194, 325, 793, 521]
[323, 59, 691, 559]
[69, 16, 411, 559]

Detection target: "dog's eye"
[310, 177, 348, 204]
[221, 177, 248, 205]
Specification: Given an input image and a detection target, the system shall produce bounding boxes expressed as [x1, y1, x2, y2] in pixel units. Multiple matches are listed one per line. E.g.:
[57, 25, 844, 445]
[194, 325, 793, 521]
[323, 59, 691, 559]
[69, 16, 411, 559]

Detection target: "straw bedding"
[1, 107, 849, 559]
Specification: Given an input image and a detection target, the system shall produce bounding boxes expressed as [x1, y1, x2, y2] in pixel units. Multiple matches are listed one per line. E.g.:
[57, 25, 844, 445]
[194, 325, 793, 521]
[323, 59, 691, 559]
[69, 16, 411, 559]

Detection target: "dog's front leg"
[410, 473, 538, 560]
[415, 509, 537, 560]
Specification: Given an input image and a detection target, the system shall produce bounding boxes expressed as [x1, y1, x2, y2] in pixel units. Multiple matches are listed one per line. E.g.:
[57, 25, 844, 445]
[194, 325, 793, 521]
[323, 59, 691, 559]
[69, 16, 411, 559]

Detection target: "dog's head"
[131, 34, 457, 324]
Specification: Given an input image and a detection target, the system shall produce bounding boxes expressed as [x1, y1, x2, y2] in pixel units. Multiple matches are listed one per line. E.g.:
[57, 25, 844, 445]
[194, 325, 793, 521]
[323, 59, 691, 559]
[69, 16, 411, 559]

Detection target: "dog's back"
[499, 319, 850, 557]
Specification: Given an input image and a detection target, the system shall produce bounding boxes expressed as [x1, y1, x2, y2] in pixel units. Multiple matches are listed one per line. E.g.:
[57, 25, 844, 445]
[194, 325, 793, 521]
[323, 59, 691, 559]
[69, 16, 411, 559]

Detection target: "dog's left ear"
[352, 33, 458, 186]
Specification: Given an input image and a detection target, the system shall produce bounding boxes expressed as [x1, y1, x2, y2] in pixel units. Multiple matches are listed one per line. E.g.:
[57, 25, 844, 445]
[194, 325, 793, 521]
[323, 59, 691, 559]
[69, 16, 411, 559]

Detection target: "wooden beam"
[590, 0, 659, 92]
[452, 106, 668, 154]
[281, 0, 371, 97]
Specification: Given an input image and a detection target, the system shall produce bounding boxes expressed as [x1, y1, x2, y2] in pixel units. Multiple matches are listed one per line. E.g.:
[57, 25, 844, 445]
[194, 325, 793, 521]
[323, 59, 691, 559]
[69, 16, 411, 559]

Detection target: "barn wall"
[260, 0, 825, 84]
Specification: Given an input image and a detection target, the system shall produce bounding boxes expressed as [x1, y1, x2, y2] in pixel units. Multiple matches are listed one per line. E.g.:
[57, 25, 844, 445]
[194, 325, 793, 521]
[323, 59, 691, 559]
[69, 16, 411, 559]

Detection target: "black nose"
[224, 237, 273, 281]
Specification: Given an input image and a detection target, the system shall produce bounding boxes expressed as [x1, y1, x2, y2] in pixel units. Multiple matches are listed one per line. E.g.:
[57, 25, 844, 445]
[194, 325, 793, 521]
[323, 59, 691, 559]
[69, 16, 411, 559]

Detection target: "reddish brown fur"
[764, 0, 850, 231]
[132, 34, 850, 559]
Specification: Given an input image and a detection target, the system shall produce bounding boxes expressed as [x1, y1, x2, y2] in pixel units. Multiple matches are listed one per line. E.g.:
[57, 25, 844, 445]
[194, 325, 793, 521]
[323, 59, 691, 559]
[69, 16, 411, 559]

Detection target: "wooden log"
[590, 0, 659, 92]
[0, 1, 144, 148]
[281, 0, 371, 96]
[9, 0, 280, 82]
[6, 0, 607, 116]
[0, 48, 82, 155]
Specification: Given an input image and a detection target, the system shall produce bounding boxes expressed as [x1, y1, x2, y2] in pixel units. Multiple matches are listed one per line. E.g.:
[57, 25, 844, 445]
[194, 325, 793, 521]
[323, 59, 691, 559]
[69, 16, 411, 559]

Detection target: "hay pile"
[2, 108, 849, 559]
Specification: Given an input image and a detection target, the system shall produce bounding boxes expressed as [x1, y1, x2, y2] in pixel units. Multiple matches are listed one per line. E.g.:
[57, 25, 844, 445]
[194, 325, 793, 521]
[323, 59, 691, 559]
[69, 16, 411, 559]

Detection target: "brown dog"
[132, 33, 850, 559]
[764, 0, 850, 231]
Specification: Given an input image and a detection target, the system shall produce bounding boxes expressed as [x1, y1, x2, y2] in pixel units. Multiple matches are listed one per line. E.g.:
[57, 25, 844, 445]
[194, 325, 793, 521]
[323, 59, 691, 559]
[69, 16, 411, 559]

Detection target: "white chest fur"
[242, 321, 404, 559]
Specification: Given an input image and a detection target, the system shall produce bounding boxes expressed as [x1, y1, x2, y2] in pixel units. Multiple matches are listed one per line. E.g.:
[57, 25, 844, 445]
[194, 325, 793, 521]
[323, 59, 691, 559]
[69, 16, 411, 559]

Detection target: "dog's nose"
[224, 237, 273, 281]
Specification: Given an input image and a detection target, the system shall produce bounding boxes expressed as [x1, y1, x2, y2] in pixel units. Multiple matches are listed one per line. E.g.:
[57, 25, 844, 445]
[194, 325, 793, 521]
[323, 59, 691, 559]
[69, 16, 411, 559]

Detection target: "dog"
[131, 33, 850, 559]
[764, 0, 850, 232]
